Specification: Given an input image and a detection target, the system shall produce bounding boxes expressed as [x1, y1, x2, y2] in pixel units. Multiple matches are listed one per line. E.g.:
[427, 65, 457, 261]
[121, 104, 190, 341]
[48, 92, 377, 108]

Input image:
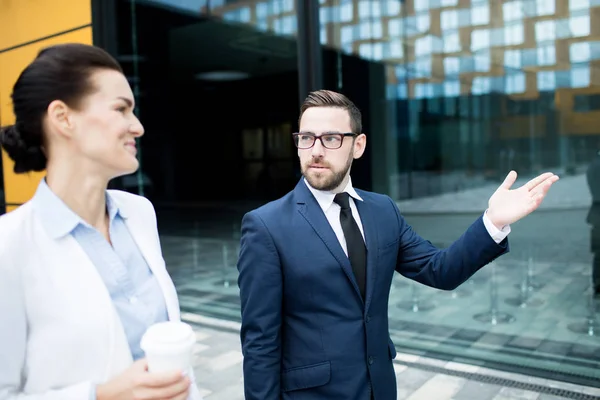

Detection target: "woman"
[0, 43, 202, 400]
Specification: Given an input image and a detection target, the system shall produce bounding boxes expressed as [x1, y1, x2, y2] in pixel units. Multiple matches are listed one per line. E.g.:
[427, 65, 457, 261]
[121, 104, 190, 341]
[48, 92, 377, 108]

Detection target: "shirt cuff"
[483, 210, 511, 244]
[90, 385, 97, 400]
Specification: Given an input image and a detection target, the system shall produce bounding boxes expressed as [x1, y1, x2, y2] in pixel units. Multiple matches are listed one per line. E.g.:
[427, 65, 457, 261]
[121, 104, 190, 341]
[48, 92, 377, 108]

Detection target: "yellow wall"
[0, 0, 93, 213]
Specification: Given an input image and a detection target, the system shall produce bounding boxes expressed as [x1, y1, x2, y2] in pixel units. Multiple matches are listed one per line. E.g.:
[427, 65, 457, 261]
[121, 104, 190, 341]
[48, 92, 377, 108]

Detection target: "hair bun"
[0, 124, 28, 157]
[0, 124, 46, 173]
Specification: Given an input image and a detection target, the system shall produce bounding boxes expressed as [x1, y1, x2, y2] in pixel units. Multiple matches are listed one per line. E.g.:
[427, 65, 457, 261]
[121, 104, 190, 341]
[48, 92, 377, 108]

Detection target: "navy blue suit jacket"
[237, 180, 509, 400]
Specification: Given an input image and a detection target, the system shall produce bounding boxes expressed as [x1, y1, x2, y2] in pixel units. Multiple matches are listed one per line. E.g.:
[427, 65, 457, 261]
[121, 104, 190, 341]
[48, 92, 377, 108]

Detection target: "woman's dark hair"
[0, 43, 123, 173]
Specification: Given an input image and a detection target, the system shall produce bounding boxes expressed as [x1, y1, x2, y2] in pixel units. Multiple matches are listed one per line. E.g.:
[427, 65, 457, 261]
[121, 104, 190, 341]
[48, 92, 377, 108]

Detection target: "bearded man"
[236, 89, 559, 400]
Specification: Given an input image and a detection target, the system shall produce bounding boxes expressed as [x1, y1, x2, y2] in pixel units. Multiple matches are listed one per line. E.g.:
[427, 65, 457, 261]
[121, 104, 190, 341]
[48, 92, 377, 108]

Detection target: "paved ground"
[190, 320, 600, 399]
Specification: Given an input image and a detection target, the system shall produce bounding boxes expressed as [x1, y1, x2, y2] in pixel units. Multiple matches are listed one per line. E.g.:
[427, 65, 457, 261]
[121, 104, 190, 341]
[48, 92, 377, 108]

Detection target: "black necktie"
[334, 192, 367, 299]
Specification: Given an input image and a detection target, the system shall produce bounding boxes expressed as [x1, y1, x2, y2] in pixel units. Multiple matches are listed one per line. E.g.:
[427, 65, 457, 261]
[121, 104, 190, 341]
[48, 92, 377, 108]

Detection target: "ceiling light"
[194, 71, 250, 81]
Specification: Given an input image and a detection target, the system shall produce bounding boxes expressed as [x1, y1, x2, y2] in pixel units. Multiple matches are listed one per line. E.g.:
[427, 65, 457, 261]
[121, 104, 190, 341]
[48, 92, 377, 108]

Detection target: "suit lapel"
[295, 181, 363, 302]
[355, 195, 379, 313]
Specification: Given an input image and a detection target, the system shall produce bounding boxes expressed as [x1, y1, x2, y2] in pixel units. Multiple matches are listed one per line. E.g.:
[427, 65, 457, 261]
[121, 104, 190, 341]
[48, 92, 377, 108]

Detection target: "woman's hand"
[96, 358, 191, 400]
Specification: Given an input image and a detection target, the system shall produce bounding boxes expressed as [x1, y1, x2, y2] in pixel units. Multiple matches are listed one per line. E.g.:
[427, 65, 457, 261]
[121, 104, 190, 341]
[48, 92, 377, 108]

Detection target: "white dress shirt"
[303, 177, 510, 256]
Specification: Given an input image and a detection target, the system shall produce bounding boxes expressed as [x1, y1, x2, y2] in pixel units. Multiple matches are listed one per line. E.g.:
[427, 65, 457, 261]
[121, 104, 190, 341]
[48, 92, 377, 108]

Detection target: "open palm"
[487, 171, 559, 228]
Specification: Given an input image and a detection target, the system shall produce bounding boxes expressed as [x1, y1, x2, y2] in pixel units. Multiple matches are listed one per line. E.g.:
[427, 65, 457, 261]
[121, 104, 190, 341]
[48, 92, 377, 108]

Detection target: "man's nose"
[311, 138, 325, 157]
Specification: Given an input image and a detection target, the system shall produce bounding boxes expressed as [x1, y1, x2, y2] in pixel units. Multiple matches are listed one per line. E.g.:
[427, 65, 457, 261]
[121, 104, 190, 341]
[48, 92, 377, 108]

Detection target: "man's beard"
[301, 152, 353, 192]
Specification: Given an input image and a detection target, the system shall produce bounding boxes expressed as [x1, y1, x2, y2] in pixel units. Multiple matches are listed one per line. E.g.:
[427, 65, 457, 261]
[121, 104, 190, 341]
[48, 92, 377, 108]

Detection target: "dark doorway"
[111, 1, 300, 205]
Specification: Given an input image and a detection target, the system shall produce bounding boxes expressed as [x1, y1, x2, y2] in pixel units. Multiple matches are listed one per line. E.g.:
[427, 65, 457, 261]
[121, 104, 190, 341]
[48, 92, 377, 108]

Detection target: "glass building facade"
[1, 0, 599, 389]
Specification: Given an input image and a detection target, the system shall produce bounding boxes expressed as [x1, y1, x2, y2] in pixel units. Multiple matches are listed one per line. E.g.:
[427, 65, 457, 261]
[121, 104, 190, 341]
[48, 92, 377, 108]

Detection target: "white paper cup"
[140, 321, 196, 373]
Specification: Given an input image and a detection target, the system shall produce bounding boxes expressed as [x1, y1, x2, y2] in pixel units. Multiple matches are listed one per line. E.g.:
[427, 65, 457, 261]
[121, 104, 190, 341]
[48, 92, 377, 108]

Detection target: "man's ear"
[353, 133, 367, 159]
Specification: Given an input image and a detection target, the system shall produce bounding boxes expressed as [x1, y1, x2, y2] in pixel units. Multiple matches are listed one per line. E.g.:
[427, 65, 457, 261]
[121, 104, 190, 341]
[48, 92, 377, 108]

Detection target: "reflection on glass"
[319, 0, 600, 387]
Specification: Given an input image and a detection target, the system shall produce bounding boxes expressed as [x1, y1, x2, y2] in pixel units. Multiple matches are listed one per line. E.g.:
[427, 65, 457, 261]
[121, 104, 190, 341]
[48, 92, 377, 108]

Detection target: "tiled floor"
[189, 319, 600, 399]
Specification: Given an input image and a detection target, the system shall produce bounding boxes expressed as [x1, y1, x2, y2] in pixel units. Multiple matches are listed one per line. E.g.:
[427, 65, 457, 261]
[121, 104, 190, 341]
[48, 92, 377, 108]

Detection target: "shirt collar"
[32, 178, 124, 239]
[303, 177, 363, 213]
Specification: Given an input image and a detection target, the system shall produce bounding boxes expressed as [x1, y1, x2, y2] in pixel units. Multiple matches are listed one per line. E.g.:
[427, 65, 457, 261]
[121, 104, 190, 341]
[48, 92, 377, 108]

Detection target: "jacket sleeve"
[388, 196, 509, 290]
[236, 211, 283, 400]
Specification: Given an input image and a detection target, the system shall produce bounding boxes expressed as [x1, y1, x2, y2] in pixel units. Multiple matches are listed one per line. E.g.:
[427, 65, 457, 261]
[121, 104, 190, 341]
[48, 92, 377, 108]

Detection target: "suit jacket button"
[366, 315, 371, 323]
[368, 356, 374, 365]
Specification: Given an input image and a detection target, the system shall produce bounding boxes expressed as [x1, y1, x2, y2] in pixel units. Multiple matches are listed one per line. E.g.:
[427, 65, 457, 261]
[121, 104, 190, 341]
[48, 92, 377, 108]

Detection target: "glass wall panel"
[112, 0, 600, 389]
[321, 0, 600, 388]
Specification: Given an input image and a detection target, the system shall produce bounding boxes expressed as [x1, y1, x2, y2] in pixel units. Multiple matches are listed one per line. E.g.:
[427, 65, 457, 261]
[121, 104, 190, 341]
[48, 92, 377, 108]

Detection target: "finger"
[141, 369, 187, 388]
[500, 170, 517, 190]
[524, 172, 555, 191]
[531, 175, 559, 197]
[528, 190, 546, 210]
[170, 388, 192, 400]
[143, 377, 190, 400]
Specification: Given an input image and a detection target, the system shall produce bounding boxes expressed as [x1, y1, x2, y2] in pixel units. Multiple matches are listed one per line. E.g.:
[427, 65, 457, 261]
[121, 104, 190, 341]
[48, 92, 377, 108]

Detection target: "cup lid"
[141, 321, 195, 346]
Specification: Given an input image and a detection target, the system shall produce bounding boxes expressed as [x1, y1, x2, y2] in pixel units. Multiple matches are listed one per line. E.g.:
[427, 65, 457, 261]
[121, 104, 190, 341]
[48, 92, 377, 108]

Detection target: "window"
[590, 41, 600, 60]
[415, 57, 432, 78]
[359, 20, 383, 39]
[570, 15, 590, 37]
[359, 44, 372, 59]
[570, 0, 590, 12]
[223, 7, 251, 22]
[474, 51, 490, 72]
[444, 32, 461, 53]
[571, 64, 590, 88]
[273, 15, 296, 35]
[388, 18, 402, 37]
[340, 2, 354, 21]
[415, 83, 434, 99]
[340, 25, 354, 44]
[372, 43, 383, 60]
[506, 73, 526, 94]
[388, 39, 403, 58]
[505, 24, 524, 46]
[536, 0, 555, 16]
[320, 28, 327, 45]
[415, 36, 433, 56]
[441, 9, 459, 30]
[386, 84, 396, 100]
[382, 0, 401, 16]
[504, 49, 521, 68]
[396, 84, 407, 99]
[358, 1, 381, 18]
[440, 0, 458, 6]
[471, 29, 490, 51]
[570, 42, 591, 63]
[537, 71, 555, 91]
[416, 13, 430, 32]
[255, 2, 268, 19]
[444, 57, 460, 75]
[535, 20, 556, 42]
[395, 65, 407, 80]
[555, 70, 571, 87]
[471, 4, 489, 26]
[503, 1, 523, 22]
[472, 77, 491, 94]
[445, 80, 461, 97]
[359, 43, 383, 60]
[414, 0, 429, 12]
[538, 45, 556, 66]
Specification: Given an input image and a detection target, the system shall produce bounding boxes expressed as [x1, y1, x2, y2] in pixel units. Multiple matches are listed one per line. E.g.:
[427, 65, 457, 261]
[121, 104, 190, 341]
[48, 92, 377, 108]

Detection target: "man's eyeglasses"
[292, 132, 357, 149]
